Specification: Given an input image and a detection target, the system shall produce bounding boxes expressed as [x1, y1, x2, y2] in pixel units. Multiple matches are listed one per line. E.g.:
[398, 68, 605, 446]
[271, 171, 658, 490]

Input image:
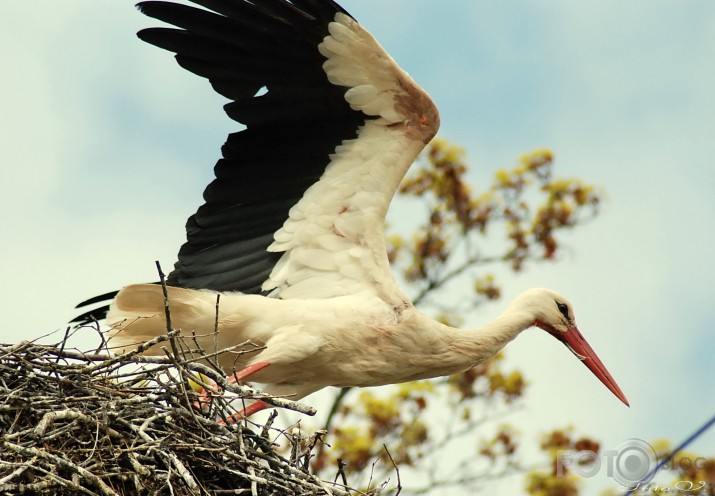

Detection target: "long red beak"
[538, 321, 629, 406]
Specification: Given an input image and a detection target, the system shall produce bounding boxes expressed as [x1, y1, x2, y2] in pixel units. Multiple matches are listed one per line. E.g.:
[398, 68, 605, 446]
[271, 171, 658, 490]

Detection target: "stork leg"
[229, 361, 271, 382]
[220, 400, 269, 424]
[194, 361, 272, 421]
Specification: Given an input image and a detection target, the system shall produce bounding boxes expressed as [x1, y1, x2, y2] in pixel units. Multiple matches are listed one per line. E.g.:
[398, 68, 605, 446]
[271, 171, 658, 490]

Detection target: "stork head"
[518, 288, 629, 407]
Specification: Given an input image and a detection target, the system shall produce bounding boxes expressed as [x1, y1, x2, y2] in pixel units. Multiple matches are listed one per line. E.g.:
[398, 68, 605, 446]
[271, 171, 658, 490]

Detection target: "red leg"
[218, 362, 271, 423]
[228, 361, 271, 383]
[194, 361, 272, 419]
[219, 400, 269, 425]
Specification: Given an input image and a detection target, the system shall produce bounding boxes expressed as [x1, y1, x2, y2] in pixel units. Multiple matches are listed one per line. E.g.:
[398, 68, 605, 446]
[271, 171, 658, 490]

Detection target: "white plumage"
[85, 0, 629, 416]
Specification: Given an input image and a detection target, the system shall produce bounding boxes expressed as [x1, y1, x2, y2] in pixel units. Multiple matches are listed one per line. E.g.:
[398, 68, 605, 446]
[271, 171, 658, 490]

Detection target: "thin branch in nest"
[1, 440, 119, 496]
[156, 261, 192, 413]
[0, 334, 344, 495]
[303, 429, 328, 473]
[214, 293, 221, 355]
[335, 458, 349, 487]
[33, 408, 120, 439]
[384, 444, 403, 496]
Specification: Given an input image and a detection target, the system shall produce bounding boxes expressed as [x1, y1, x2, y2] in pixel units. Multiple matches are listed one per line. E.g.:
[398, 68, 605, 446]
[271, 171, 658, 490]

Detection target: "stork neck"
[405, 307, 535, 381]
[446, 308, 535, 367]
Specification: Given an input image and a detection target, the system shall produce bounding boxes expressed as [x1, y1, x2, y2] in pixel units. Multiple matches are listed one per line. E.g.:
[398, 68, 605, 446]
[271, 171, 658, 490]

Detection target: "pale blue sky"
[1, 2, 713, 494]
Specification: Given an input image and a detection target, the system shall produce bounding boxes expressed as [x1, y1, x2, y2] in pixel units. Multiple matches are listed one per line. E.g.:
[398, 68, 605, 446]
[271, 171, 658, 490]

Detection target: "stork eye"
[556, 302, 570, 320]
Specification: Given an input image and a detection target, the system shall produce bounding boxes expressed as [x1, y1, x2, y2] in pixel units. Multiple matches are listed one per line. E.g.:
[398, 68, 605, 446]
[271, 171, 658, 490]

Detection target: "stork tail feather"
[106, 284, 221, 354]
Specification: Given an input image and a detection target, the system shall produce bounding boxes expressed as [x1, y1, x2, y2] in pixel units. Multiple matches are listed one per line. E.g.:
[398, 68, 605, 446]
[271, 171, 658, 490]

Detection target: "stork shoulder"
[319, 13, 440, 144]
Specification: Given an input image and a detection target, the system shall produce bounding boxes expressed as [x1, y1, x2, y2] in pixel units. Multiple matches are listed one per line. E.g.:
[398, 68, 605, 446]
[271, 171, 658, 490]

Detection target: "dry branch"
[0, 334, 354, 496]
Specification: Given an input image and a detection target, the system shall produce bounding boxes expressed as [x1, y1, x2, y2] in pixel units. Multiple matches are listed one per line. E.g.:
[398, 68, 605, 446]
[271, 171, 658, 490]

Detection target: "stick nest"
[0, 330, 351, 496]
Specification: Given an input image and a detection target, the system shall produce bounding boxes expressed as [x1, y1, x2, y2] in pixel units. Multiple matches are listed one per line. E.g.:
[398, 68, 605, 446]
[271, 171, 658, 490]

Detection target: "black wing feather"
[73, 0, 367, 322]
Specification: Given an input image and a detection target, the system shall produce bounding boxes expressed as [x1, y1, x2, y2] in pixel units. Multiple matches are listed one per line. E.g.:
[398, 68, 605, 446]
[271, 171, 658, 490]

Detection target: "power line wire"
[624, 412, 715, 495]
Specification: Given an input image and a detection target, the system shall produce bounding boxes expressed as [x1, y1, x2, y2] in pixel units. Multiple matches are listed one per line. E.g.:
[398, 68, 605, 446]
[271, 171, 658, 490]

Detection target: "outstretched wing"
[75, 0, 439, 319]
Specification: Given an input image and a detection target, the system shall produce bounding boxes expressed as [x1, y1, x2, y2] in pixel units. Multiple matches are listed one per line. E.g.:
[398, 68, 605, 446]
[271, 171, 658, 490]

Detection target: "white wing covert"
[265, 13, 440, 304]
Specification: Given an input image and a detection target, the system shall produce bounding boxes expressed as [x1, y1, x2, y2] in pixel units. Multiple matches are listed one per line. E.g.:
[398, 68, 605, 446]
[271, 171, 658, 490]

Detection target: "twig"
[156, 260, 174, 337]
[0, 320, 337, 494]
[318, 386, 352, 460]
[334, 458, 349, 487]
[1, 441, 119, 496]
[83, 329, 178, 373]
[155, 261, 192, 412]
[33, 408, 120, 439]
[0, 460, 33, 484]
[383, 444, 402, 496]
[303, 429, 327, 473]
[214, 293, 221, 355]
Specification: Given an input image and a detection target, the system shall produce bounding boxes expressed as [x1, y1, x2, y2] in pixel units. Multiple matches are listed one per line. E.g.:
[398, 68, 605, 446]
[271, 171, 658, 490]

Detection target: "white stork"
[76, 0, 629, 416]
